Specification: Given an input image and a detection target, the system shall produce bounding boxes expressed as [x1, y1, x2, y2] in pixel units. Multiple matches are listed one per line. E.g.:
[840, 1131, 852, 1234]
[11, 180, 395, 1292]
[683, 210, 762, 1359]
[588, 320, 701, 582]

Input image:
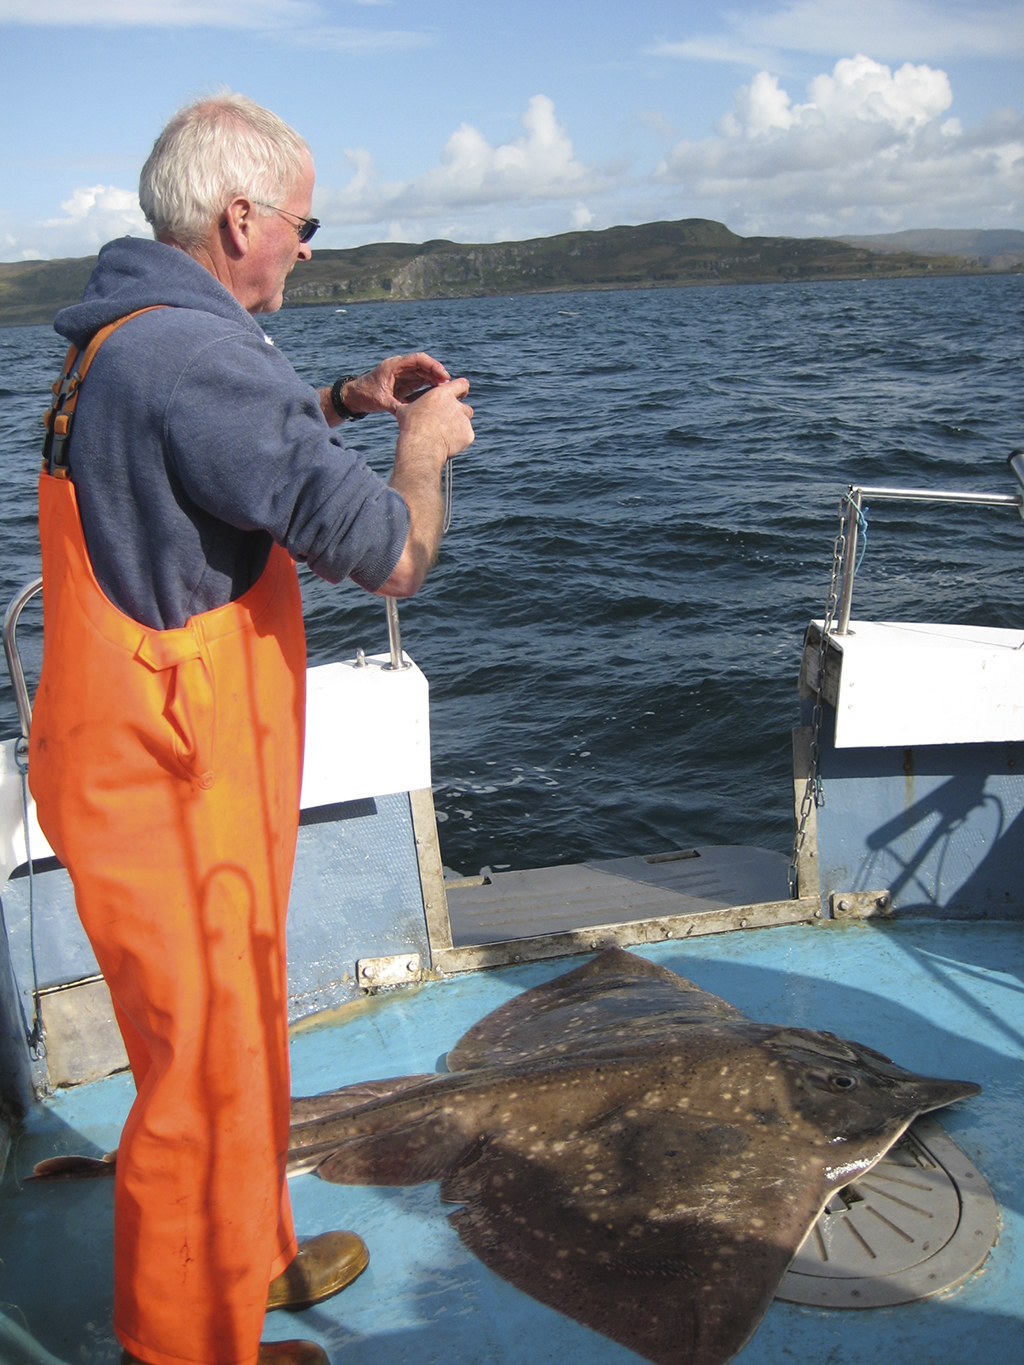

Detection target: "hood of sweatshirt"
[54, 236, 265, 349]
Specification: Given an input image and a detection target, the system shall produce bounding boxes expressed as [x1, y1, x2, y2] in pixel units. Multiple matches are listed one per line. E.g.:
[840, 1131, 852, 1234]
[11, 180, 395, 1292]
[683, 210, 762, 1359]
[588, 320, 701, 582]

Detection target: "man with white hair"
[30, 93, 474, 1365]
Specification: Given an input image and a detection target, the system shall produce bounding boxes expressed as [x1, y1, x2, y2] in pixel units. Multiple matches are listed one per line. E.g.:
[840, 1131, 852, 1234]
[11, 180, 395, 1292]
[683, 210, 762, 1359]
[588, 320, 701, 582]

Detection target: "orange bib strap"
[42, 306, 167, 477]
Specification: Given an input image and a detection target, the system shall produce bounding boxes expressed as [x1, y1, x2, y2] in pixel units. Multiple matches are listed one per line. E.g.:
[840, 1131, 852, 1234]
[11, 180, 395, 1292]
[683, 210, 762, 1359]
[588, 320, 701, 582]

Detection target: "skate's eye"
[831, 1074, 857, 1091]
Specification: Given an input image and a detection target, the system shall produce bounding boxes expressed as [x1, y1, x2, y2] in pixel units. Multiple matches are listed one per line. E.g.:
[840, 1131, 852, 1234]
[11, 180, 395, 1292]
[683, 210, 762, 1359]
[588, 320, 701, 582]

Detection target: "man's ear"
[220, 197, 252, 257]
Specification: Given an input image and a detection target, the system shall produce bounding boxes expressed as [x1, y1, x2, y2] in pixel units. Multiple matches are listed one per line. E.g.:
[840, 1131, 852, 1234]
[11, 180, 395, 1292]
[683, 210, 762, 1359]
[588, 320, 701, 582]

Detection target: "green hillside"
[1, 218, 1013, 328]
[280, 219, 990, 309]
[0, 255, 98, 328]
[839, 229, 1024, 269]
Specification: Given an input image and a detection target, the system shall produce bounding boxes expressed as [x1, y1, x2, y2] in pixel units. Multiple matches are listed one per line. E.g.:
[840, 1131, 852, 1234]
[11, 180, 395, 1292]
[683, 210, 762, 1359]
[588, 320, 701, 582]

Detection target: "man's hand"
[393, 376, 474, 459]
[321, 353, 452, 424]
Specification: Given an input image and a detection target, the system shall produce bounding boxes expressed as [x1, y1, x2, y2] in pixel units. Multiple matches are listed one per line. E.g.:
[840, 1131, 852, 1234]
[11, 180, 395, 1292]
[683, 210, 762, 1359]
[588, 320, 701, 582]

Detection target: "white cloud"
[650, 1, 1024, 66]
[655, 56, 1023, 233]
[0, 0, 431, 50]
[647, 37, 776, 69]
[0, 0, 315, 23]
[275, 25, 430, 51]
[748, 0, 1024, 61]
[806, 55, 952, 128]
[319, 96, 603, 227]
[716, 56, 953, 138]
[6, 183, 153, 259]
[2, 235, 45, 261]
[45, 184, 145, 226]
[718, 72, 796, 137]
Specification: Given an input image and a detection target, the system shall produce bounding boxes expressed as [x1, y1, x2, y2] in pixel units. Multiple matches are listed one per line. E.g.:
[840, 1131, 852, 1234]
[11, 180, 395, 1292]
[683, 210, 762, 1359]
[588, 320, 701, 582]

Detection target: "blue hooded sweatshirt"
[53, 236, 410, 630]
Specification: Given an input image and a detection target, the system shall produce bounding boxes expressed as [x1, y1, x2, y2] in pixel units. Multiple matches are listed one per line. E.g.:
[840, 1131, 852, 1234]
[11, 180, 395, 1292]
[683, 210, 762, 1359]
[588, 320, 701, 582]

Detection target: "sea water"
[2, 273, 1022, 875]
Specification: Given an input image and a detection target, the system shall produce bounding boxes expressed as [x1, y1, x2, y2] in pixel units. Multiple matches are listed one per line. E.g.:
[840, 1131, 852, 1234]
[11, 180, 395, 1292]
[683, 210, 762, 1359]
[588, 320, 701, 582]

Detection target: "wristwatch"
[330, 374, 367, 421]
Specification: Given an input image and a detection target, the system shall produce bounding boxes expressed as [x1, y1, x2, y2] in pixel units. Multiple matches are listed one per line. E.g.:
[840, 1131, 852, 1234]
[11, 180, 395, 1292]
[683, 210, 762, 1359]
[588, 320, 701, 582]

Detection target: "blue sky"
[1, 0, 1021, 261]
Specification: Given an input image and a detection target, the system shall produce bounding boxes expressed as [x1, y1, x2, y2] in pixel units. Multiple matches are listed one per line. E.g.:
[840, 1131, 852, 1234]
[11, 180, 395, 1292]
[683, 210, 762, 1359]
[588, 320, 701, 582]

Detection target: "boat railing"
[1, 578, 409, 761]
[2, 577, 42, 765]
[835, 459, 1024, 635]
[384, 596, 410, 671]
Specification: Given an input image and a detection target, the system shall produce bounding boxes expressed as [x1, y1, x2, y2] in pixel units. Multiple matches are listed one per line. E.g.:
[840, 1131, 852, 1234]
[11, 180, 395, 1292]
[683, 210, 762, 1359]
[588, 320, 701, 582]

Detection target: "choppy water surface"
[2, 274, 1022, 874]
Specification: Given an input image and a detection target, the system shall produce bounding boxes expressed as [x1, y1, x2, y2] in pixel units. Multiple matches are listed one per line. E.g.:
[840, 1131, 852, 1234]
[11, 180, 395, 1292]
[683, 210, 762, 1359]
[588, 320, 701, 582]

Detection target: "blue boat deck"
[1, 917, 1021, 1364]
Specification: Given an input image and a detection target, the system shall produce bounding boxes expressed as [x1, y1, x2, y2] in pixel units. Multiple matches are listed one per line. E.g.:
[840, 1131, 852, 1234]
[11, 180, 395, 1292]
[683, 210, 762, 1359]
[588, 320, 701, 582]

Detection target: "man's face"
[244, 157, 315, 314]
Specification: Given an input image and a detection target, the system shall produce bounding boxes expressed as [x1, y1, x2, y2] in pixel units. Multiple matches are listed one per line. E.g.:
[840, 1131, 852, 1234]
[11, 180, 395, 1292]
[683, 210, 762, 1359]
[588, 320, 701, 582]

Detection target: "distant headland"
[1, 220, 1021, 328]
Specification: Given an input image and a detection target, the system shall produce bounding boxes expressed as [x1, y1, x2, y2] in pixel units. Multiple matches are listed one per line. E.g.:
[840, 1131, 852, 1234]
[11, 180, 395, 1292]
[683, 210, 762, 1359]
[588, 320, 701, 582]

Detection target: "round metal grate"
[776, 1115, 999, 1308]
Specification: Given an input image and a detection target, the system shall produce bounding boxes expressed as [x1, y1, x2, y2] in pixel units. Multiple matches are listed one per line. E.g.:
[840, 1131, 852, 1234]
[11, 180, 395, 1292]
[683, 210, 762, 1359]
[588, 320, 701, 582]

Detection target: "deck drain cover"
[776, 1115, 998, 1308]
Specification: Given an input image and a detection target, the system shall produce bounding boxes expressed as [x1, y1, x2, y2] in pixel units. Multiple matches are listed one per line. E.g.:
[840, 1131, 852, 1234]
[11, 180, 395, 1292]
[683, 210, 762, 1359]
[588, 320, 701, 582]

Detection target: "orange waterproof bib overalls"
[29, 311, 306, 1365]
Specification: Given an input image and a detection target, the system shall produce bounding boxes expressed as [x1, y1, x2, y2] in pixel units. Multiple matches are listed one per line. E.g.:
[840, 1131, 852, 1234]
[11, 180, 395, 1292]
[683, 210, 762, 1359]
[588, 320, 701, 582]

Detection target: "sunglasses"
[252, 202, 320, 244]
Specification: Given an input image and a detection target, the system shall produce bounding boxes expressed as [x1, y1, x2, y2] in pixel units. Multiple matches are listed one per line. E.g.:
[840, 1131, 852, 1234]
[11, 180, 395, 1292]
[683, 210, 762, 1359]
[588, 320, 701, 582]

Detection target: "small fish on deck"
[288, 946, 981, 1365]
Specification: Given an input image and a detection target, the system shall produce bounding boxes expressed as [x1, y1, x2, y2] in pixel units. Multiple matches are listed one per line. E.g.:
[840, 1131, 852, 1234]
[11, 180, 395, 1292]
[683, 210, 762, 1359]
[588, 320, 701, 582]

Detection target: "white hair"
[139, 92, 312, 253]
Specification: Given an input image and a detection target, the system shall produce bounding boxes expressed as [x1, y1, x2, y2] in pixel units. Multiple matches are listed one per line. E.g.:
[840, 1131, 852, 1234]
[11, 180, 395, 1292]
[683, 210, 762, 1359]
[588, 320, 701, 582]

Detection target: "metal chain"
[788, 498, 848, 898]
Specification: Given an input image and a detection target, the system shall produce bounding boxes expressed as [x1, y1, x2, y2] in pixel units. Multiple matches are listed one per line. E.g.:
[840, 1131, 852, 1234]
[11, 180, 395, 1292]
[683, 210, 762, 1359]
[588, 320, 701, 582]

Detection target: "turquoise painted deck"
[1, 918, 1021, 1364]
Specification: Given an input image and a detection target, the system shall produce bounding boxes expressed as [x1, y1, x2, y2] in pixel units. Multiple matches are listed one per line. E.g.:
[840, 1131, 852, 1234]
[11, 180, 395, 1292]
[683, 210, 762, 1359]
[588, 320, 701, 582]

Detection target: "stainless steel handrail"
[3, 577, 43, 759]
[385, 596, 410, 671]
[835, 484, 1024, 635]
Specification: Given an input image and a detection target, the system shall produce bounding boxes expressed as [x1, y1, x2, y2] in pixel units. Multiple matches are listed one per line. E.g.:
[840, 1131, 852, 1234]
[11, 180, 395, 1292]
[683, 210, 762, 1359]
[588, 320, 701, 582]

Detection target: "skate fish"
[288, 947, 980, 1365]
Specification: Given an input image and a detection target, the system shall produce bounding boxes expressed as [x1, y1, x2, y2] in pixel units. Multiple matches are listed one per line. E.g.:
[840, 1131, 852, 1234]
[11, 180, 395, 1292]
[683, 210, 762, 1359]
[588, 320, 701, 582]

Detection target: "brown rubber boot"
[266, 1230, 369, 1311]
[124, 1346, 328, 1365]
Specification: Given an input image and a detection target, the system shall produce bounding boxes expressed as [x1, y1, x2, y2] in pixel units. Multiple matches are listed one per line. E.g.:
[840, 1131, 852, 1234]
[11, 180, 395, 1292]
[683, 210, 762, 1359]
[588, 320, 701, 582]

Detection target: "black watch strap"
[330, 374, 367, 421]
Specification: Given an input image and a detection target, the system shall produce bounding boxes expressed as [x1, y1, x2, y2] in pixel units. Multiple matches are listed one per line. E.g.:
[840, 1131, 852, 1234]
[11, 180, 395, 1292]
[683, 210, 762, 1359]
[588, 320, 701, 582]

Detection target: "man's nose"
[297, 241, 313, 262]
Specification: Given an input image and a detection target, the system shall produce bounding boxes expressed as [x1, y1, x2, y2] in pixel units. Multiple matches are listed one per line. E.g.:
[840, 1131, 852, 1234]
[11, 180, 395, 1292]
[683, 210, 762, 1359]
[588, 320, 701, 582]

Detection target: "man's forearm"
[375, 379, 474, 596]
[377, 431, 447, 597]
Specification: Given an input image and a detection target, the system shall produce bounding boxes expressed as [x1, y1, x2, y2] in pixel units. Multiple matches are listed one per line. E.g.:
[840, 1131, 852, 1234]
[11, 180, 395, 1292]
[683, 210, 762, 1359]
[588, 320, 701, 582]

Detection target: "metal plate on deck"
[830, 889, 893, 920]
[777, 1115, 998, 1307]
[356, 953, 422, 990]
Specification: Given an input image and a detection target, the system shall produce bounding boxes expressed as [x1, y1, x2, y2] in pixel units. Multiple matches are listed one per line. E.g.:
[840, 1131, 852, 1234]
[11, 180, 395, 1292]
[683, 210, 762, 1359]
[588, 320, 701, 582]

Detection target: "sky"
[1, 0, 1022, 262]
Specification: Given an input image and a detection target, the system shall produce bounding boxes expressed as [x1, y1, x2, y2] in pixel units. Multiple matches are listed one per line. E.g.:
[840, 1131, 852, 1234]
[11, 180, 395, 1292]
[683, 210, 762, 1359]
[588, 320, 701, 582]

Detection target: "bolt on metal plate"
[356, 953, 422, 990]
[830, 889, 893, 919]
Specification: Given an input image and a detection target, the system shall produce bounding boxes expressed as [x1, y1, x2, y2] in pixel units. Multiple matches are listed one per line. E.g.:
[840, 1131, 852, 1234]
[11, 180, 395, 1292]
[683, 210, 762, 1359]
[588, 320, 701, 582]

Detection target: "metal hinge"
[356, 953, 423, 990]
[830, 890, 893, 920]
